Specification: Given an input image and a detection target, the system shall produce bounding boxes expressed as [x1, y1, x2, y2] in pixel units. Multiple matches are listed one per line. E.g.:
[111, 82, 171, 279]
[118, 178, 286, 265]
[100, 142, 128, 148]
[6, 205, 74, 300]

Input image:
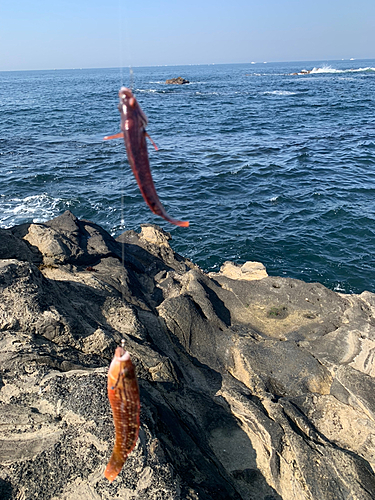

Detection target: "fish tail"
[104, 451, 125, 482]
[148, 205, 189, 227]
[171, 219, 189, 227]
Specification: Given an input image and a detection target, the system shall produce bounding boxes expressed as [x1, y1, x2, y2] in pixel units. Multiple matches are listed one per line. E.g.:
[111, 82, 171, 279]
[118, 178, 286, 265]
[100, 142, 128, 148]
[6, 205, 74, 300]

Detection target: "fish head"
[118, 87, 148, 128]
[107, 346, 135, 389]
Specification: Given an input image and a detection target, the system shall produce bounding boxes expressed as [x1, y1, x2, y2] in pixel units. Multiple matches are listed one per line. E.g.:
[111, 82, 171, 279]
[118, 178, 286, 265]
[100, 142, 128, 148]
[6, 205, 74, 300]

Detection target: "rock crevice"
[0, 211, 375, 499]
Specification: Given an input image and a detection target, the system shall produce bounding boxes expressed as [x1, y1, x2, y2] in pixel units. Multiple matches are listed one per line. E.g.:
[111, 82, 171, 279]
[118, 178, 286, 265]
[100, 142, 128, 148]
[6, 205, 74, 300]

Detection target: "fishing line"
[117, 0, 133, 88]
[129, 67, 134, 91]
[117, 0, 124, 87]
[117, 0, 133, 303]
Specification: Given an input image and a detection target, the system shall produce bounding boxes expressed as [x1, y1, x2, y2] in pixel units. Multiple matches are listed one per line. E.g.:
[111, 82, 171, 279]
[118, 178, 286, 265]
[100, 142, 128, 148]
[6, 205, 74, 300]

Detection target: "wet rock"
[165, 77, 189, 84]
[0, 211, 375, 499]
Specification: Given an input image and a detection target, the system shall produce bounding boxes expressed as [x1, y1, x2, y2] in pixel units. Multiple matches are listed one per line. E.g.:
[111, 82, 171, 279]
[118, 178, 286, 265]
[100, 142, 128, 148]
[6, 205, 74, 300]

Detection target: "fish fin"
[145, 132, 158, 151]
[104, 132, 124, 140]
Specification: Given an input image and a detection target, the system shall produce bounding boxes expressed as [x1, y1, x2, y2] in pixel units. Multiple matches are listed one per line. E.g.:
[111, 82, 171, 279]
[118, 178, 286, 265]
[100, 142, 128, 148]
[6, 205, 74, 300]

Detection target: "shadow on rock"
[0, 479, 13, 500]
[1, 211, 375, 499]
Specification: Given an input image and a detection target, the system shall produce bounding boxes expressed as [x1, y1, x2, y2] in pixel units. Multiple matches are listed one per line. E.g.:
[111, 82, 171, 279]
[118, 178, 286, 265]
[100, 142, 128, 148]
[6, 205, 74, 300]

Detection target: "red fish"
[104, 345, 140, 482]
[104, 87, 189, 227]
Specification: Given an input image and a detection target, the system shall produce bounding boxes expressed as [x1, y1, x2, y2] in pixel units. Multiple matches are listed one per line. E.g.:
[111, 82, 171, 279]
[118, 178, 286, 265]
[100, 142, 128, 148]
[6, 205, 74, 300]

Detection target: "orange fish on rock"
[104, 344, 140, 482]
[104, 87, 189, 227]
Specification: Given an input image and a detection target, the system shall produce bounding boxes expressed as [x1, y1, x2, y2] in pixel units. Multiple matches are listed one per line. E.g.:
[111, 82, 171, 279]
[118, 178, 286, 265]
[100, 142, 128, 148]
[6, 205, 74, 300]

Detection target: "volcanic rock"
[0, 211, 375, 499]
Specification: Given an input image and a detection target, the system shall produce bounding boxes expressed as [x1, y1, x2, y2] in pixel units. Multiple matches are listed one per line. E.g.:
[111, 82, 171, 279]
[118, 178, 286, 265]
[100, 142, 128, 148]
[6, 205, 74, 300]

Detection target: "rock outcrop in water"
[165, 77, 189, 84]
[1, 211, 375, 500]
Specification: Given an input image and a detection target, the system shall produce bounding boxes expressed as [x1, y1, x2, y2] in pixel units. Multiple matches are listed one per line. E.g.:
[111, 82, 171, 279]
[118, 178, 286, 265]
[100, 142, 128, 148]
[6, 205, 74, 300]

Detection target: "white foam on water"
[135, 88, 159, 93]
[0, 194, 73, 228]
[195, 91, 219, 95]
[333, 283, 346, 292]
[263, 90, 297, 96]
[346, 66, 375, 72]
[296, 65, 375, 75]
[250, 73, 285, 77]
[310, 65, 338, 73]
[230, 166, 244, 175]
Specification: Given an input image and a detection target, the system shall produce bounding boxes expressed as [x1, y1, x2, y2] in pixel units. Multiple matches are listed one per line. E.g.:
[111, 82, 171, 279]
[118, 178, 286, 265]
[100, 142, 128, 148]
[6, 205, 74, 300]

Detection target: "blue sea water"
[1, 60, 375, 294]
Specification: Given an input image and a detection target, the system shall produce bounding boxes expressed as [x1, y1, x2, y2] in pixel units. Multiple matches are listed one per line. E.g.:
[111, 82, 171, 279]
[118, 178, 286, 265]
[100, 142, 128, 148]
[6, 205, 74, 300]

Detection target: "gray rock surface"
[1, 211, 375, 499]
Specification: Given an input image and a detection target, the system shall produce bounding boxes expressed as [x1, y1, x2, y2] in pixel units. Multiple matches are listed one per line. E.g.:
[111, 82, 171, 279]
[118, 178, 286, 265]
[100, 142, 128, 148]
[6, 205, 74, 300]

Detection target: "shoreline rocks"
[1, 211, 375, 499]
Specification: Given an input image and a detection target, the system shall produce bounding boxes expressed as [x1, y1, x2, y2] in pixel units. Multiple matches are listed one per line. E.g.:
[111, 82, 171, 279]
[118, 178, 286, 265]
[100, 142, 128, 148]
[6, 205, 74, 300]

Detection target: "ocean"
[1, 60, 375, 294]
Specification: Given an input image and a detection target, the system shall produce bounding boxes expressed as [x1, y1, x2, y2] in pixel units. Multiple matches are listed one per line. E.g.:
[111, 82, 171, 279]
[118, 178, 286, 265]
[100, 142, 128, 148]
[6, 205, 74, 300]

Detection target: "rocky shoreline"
[1, 211, 375, 499]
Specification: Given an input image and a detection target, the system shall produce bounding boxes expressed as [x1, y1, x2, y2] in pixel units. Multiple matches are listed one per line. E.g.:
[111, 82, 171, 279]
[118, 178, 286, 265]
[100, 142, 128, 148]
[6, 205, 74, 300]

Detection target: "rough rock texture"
[209, 260, 268, 281]
[1, 211, 375, 500]
[165, 77, 189, 85]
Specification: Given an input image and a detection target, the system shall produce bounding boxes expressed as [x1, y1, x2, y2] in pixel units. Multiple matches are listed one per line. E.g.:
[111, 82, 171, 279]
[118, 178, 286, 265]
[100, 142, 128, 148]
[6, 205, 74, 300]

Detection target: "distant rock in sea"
[290, 69, 314, 75]
[165, 76, 189, 84]
[1, 210, 375, 499]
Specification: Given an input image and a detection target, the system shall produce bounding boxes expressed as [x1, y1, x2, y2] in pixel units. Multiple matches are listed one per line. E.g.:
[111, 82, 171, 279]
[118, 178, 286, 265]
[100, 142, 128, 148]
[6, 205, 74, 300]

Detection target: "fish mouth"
[119, 87, 133, 99]
[114, 345, 130, 361]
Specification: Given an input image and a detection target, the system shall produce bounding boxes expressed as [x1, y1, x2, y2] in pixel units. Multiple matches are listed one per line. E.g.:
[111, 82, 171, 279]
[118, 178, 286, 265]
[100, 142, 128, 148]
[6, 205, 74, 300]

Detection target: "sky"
[0, 0, 374, 71]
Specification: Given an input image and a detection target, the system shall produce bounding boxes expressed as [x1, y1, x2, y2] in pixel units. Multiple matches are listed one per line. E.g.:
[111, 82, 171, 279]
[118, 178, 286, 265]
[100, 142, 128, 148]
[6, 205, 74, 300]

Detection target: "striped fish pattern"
[104, 345, 140, 482]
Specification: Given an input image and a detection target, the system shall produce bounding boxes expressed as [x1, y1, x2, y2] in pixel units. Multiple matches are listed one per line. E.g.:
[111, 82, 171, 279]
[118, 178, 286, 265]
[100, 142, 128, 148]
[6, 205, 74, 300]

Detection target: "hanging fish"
[104, 87, 189, 227]
[104, 343, 140, 482]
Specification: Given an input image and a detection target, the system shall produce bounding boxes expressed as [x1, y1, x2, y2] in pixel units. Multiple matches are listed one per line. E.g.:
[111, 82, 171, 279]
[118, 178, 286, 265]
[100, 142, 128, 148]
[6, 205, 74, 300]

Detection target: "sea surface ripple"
[1, 60, 375, 293]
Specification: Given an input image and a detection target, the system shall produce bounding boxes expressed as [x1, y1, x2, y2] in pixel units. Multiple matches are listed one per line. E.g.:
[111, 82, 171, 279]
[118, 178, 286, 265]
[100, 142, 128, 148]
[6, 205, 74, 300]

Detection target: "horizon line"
[0, 57, 373, 73]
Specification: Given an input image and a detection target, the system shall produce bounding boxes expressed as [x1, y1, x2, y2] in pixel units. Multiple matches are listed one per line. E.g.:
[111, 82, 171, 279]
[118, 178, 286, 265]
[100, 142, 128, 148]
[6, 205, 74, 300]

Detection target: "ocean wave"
[135, 89, 160, 93]
[247, 73, 285, 77]
[333, 283, 347, 292]
[0, 194, 76, 228]
[263, 90, 297, 96]
[311, 65, 375, 73]
[148, 81, 207, 85]
[292, 65, 375, 75]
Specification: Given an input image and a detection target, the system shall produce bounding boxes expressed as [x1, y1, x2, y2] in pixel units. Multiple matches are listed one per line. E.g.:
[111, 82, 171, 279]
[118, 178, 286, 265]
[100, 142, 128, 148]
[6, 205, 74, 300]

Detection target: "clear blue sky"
[1, 0, 374, 71]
